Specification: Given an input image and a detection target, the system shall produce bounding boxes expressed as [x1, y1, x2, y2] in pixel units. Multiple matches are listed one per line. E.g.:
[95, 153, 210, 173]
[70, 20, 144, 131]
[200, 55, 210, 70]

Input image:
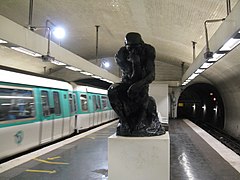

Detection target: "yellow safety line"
[34, 158, 69, 165]
[47, 156, 61, 160]
[25, 169, 56, 174]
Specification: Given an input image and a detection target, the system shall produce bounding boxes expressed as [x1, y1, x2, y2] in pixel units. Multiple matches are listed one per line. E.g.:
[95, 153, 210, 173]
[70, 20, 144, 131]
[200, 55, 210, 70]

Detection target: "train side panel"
[0, 84, 40, 160]
[0, 122, 40, 160]
[74, 87, 118, 132]
[0, 70, 76, 161]
[0, 74, 117, 161]
[37, 88, 75, 144]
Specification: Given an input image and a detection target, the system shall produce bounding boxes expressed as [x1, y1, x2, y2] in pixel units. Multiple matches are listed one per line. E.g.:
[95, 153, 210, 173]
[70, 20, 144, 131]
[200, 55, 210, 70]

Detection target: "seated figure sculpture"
[108, 32, 165, 136]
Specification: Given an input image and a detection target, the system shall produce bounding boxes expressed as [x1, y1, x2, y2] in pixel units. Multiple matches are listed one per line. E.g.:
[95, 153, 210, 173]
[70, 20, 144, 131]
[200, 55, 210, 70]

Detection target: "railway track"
[199, 122, 240, 156]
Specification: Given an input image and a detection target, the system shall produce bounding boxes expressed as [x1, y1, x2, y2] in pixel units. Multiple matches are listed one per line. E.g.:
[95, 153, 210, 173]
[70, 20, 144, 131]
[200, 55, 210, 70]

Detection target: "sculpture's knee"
[108, 83, 120, 102]
[148, 96, 157, 112]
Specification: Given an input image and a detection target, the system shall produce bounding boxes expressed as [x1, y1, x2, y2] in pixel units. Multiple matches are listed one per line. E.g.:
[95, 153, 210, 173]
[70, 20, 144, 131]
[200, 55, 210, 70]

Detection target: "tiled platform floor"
[0, 119, 239, 180]
[170, 119, 240, 180]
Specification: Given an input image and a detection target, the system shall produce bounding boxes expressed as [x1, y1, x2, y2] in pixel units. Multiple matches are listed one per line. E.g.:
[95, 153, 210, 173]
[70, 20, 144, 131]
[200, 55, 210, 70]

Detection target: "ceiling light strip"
[0, 39, 8, 44]
[183, 29, 240, 86]
[219, 38, 240, 51]
[200, 62, 213, 69]
[91, 75, 102, 79]
[50, 59, 66, 66]
[11, 47, 42, 57]
[65, 66, 82, 71]
[80, 71, 93, 76]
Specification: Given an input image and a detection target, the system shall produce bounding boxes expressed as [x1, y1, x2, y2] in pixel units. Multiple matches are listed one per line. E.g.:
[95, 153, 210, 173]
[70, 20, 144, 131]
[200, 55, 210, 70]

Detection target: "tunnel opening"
[177, 83, 224, 130]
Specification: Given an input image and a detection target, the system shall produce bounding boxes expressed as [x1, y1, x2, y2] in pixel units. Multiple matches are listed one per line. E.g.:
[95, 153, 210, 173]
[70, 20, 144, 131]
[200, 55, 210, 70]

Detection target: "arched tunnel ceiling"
[0, 0, 240, 83]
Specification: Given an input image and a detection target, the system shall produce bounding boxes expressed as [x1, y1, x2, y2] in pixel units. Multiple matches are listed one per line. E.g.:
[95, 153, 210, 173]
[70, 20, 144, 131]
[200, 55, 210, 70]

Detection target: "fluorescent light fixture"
[50, 59, 66, 66]
[91, 75, 102, 79]
[53, 27, 65, 39]
[192, 104, 196, 109]
[101, 78, 114, 83]
[200, 62, 213, 69]
[219, 38, 240, 51]
[65, 66, 82, 71]
[207, 53, 225, 62]
[182, 81, 189, 86]
[213, 106, 218, 112]
[11, 47, 42, 57]
[195, 69, 205, 74]
[0, 39, 7, 44]
[202, 105, 206, 111]
[188, 73, 199, 80]
[183, 80, 190, 84]
[80, 71, 93, 76]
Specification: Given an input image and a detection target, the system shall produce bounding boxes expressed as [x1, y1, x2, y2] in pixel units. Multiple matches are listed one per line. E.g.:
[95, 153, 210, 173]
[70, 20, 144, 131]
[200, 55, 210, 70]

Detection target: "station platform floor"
[0, 119, 240, 180]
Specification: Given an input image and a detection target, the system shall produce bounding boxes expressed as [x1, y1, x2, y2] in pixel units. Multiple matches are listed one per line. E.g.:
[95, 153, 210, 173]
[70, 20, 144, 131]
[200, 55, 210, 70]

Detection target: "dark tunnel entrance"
[177, 83, 224, 130]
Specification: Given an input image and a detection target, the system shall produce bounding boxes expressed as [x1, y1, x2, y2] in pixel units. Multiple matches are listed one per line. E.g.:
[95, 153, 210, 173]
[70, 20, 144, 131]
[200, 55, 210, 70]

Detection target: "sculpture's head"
[124, 32, 144, 53]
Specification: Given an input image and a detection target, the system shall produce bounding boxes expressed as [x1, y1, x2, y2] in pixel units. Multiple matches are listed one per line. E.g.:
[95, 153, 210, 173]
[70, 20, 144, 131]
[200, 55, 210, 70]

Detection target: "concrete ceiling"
[0, 0, 239, 83]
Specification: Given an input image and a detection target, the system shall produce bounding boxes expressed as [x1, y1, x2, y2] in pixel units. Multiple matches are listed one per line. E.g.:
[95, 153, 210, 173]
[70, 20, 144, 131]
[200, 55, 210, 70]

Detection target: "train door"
[39, 89, 54, 144]
[61, 92, 73, 136]
[96, 95, 101, 125]
[101, 95, 109, 123]
[69, 93, 77, 133]
[89, 94, 95, 127]
[63, 92, 76, 136]
[40, 89, 72, 143]
[78, 93, 90, 130]
[52, 90, 64, 140]
[91, 94, 101, 126]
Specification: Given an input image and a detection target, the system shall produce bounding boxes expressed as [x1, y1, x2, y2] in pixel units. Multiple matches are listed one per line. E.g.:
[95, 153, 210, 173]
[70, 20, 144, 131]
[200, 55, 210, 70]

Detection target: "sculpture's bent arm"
[129, 45, 156, 92]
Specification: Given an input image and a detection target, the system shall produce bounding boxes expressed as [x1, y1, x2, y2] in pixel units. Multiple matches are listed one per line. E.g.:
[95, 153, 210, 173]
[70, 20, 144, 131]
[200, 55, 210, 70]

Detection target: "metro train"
[0, 69, 117, 161]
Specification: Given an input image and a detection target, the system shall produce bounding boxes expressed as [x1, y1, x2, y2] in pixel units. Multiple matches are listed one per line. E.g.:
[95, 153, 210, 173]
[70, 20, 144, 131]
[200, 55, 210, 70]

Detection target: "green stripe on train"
[0, 119, 39, 128]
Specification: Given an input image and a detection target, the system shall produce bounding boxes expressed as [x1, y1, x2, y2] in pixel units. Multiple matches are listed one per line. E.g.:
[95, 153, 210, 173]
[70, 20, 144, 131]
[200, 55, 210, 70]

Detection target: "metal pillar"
[95, 25, 100, 66]
[226, 0, 231, 16]
[192, 41, 197, 61]
[28, 0, 33, 29]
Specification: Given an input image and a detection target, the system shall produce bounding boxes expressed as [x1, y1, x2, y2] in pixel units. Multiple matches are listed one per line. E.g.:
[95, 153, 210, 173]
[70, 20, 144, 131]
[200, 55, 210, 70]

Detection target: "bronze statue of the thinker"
[108, 32, 165, 137]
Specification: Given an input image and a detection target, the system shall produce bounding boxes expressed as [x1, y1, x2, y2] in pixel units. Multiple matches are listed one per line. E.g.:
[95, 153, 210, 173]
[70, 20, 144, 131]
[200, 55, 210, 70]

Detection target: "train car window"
[41, 91, 50, 117]
[101, 96, 109, 110]
[93, 95, 97, 111]
[53, 92, 61, 116]
[0, 87, 35, 121]
[73, 94, 77, 112]
[69, 93, 74, 114]
[80, 94, 88, 112]
[92, 95, 101, 111]
[97, 96, 101, 110]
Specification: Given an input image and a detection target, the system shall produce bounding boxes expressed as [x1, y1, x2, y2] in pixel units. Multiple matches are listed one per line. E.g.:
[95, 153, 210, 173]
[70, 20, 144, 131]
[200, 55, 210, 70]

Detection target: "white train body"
[0, 69, 117, 161]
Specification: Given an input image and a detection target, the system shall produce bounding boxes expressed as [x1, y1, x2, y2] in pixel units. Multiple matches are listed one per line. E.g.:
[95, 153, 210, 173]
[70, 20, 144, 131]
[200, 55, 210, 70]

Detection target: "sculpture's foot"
[145, 119, 165, 136]
[116, 118, 165, 137]
[116, 123, 131, 136]
[130, 124, 165, 137]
